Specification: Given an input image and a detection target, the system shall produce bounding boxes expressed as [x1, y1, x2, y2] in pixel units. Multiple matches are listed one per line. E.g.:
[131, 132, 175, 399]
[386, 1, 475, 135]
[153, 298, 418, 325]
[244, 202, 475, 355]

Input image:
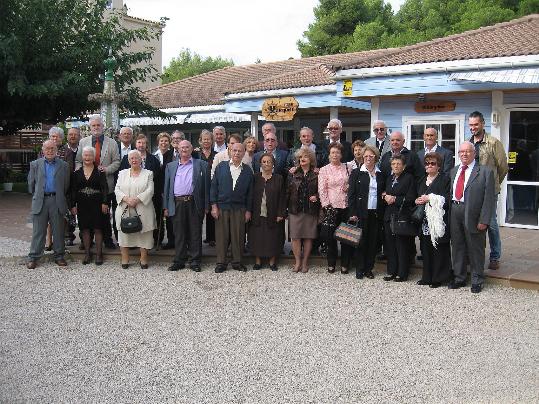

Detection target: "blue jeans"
[488, 196, 501, 261]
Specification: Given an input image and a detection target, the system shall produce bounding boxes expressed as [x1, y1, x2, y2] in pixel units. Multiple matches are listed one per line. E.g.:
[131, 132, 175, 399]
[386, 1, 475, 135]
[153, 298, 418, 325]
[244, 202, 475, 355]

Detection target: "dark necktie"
[378, 140, 384, 154]
[455, 165, 468, 200]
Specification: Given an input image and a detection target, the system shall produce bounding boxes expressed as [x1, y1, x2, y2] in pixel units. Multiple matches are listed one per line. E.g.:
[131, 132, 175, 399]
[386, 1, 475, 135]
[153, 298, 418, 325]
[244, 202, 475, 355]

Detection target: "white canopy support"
[449, 68, 539, 84]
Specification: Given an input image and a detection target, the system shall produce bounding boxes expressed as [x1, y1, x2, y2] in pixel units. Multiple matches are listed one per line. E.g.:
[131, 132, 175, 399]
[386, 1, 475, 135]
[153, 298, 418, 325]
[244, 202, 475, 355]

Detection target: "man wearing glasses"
[365, 120, 391, 156]
[252, 123, 289, 178]
[324, 118, 352, 163]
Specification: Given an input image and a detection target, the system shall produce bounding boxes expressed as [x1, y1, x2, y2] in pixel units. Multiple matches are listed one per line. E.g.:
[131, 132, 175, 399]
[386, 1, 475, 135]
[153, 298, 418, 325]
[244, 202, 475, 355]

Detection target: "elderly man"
[164, 140, 209, 272]
[26, 140, 70, 269]
[417, 127, 454, 174]
[468, 111, 508, 270]
[118, 126, 135, 159]
[65, 126, 81, 245]
[323, 118, 352, 163]
[211, 142, 254, 273]
[76, 115, 120, 248]
[449, 141, 495, 293]
[213, 126, 227, 153]
[210, 133, 243, 178]
[287, 126, 327, 170]
[365, 120, 391, 156]
[379, 131, 423, 180]
[252, 123, 289, 177]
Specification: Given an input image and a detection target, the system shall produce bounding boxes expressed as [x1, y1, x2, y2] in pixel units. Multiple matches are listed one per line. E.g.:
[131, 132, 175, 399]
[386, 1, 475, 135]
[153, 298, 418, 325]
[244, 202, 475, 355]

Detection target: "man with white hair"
[379, 131, 423, 181]
[323, 118, 352, 163]
[365, 120, 391, 156]
[252, 123, 289, 177]
[76, 115, 121, 248]
[212, 126, 227, 153]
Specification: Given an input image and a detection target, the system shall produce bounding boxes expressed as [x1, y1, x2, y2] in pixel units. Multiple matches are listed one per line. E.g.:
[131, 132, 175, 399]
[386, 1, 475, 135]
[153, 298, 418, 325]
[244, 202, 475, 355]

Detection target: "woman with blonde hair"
[243, 136, 258, 168]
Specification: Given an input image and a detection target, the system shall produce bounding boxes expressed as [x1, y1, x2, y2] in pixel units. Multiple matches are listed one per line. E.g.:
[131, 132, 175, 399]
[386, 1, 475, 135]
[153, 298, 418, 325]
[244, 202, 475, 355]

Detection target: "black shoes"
[383, 275, 396, 281]
[191, 264, 201, 272]
[448, 281, 467, 289]
[327, 267, 336, 273]
[140, 262, 149, 269]
[356, 272, 364, 279]
[341, 267, 349, 274]
[429, 282, 441, 288]
[121, 263, 129, 269]
[365, 271, 374, 279]
[416, 280, 430, 286]
[168, 263, 185, 271]
[270, 264, 278, 272]
[214, 264, 226, 273]
[253, 264, 262, 270]
[232, 263, 247, 272]
[82, 254, 92, 265]
[394, 276, 407, 282]
[471, 284, 483, 294]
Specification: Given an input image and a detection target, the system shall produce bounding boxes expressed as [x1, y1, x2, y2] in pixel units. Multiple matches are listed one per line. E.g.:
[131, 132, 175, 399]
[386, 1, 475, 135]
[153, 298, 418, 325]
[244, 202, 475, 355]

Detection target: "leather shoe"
[140, 262, 149, 269]
[55, 258, 67, 267]
[95, 255, 103, 266]
[416, 279, 430, 286]
[394, 276, 407, 282]
[270, 264, 278, 272]
[365, 271, 374, 279]
[121, 263, 129, 269]
[488, 260, 500, 270]
[191, 265, 201, 272]
[168, 263, 185, 271]
[214, 264, 226, 273]
[253, 264, 262, 270]
[232, 263, 247, 272]
[471, 284, 483, 293]
[356, 272, 364, 279]
[429, 282, 442, 288]
[340, 267, 349, 274]
[82, 254, 92, 265]
[327, 267, 336, 273]
[448, 281, 466, 289]
[26, 261, 37, 269]
[383, 275, 396, 281]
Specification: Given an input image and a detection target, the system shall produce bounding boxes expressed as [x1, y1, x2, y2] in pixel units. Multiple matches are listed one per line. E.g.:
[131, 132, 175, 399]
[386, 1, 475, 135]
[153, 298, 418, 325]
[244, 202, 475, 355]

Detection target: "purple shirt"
[174, 158, 194, 196]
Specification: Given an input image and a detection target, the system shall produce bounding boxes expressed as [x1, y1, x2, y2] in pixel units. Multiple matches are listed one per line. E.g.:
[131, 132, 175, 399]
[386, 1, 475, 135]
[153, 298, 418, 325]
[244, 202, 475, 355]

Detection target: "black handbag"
[410, 204, 426, 224]
[390, 198, 418, 236]
[320, 206, 338, 241]
[120, 205, 142, 234]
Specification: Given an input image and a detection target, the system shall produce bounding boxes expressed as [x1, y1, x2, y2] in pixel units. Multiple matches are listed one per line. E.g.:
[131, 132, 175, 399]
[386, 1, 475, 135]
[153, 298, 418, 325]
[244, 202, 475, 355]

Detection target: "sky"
[124, 0, 406, 70]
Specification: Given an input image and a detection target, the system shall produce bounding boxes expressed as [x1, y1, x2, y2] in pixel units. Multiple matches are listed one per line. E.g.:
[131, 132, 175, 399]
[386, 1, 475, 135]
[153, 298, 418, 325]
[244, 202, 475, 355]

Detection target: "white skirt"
[118, 230, 154, 250]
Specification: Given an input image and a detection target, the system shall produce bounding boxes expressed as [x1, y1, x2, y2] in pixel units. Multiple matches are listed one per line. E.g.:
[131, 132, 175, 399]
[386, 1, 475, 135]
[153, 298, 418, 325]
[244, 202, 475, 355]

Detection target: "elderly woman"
[243, 136, 258, 168]
[318, 143, 353, 274]
[153, 132, 173, 247]
[287, 148, 320, 273]
[70, 146, 109, 265]
[346, 139, 366, 172]
[115, 150, 156, 269]
[415, 152, 452, 288]
[382, 154, 417, 282]
[195, 129, 217, 247]
[348, 144, 385, 279]
[249, 153, 286, 271]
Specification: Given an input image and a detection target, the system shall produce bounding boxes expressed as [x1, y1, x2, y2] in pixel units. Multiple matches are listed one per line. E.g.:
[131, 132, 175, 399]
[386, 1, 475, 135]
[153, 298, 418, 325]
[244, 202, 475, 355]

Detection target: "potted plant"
[0, 165, 14, 192]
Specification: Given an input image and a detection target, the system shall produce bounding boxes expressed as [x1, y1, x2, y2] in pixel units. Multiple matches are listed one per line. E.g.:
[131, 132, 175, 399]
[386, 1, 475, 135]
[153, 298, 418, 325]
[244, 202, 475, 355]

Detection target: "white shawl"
[425, 194, 446, 248]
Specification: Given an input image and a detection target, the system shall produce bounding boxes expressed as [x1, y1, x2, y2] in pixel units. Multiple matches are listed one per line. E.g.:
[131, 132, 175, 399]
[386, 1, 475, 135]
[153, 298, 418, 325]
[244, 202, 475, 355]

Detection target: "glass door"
[504, 110, 539, 228]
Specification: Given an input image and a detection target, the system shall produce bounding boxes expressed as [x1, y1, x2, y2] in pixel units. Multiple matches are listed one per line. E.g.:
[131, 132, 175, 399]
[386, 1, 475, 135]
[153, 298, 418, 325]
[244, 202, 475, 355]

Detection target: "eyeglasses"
[425, 161, 437, 167]
[327, 127, 340, 131]
[172, 138, 182, 142]
[373, 128, 385, 132]
[265, 138, 277, 142]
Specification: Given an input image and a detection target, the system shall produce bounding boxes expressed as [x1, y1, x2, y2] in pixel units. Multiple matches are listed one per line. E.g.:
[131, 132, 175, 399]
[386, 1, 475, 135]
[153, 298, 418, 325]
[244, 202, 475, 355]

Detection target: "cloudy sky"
[124, 0, 406, 70]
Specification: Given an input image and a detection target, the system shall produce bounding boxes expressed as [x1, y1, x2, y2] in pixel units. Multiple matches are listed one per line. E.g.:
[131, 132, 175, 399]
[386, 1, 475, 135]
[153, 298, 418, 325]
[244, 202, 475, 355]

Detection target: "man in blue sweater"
[210, 142, 254, 272]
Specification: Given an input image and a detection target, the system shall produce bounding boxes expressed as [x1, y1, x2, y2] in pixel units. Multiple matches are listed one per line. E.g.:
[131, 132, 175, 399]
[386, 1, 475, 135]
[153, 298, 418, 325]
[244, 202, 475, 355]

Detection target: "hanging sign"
[261, 97, 299, 121]
[508, 151, 517, 164]
[343, 80, 353, 96]
[415, 101, 456, 113]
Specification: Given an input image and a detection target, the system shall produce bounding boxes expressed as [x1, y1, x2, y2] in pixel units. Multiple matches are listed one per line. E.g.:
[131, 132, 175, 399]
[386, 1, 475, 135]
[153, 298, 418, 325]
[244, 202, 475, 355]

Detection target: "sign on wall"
[261, 97, 299, 121]
[343, 80, 353, 96]
[414, 101, 456, 113]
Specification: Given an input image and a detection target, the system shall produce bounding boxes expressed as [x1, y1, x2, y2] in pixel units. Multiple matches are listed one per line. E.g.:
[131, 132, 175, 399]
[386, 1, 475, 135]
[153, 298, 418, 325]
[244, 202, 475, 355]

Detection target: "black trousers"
[205, 212, 215, 243]
[172, 198, 203, 265]
[103, 193, 114, 243]
[420, 234, 451, 284]
[327, 208, 353, 268]
[384, 224, 413, 279]
[165, 216, 175, 245]
[353, 210, 381, 276]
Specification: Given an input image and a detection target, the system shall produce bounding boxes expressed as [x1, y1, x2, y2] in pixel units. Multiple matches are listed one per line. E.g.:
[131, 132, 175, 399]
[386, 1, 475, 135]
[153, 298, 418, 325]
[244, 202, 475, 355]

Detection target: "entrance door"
[503, 109, 539, 228]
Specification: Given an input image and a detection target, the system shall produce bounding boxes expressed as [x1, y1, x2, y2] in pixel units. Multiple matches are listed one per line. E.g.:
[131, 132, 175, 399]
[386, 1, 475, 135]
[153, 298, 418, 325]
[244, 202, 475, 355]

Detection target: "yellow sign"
[508, 151, 517, 164]
[261, 97, 299, 121]
[343, 80, 353, 96]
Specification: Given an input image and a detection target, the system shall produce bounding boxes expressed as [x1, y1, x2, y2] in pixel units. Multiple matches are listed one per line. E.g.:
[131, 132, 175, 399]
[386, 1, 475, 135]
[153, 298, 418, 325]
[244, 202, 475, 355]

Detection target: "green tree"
[0, 0, 166, 135]
[162, 49, 234, 84]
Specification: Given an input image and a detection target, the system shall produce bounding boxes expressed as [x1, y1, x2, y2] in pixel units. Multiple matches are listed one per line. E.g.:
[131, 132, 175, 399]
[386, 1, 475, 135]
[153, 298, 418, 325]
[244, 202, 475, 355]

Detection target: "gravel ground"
[0, 243, 538, 403]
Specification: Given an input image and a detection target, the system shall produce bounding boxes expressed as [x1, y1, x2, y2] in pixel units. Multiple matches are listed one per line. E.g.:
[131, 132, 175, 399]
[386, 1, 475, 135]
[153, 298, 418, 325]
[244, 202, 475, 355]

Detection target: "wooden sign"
[414, 101, 456, 113]
[261, 97, 299, 121]
[343, 80, 353, 96]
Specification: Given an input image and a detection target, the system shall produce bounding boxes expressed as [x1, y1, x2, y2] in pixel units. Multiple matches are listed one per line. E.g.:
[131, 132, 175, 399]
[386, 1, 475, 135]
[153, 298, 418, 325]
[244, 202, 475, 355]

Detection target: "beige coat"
[476, 132, 508, 194]
[114, 168, 156, 233]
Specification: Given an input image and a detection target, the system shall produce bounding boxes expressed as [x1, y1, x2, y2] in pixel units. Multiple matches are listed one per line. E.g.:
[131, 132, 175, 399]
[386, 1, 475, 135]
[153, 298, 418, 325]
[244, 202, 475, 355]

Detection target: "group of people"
[26, 111, 507, 293]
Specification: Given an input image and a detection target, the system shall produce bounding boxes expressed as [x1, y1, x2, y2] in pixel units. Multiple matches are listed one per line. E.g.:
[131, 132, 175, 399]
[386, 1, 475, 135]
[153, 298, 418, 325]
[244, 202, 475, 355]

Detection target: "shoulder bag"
[390, 197, 418, 236]
[120, 205, 142, 234]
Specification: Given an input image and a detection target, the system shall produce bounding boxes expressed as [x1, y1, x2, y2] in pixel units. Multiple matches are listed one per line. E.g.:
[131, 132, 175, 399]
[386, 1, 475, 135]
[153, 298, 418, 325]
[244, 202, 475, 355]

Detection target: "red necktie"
[95, 139, 101, 166]
[455, 164, 468, 200]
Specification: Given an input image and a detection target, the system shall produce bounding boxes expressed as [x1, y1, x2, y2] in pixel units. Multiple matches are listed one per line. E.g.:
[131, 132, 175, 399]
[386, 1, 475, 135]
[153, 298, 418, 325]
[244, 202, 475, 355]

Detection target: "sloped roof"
[143, 14, 539, 109]
[337, 14, 539, 70]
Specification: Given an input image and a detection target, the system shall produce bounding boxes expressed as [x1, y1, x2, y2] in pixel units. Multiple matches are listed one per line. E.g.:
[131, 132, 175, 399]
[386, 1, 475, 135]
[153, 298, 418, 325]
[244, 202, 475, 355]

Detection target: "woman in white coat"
[115, 150, 156, 268]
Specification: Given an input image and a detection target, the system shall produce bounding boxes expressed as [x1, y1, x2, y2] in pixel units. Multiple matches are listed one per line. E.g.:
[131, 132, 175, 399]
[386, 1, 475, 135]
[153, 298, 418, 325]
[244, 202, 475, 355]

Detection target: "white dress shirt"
[214, 142, 227, 153]
[120, 143, 132, 159]
[424, 144, 438, 154]
[229, 161, 243, 190]
[360, 165, 381, 209]
[452, 159, 476, 202]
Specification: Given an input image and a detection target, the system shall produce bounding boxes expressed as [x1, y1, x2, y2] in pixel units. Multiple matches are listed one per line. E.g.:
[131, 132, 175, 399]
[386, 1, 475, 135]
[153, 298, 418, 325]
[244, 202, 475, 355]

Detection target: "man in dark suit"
[286, 126, 327, 170]
[379, 131, 423, 181]
[323, 118, 352, 164]
[417, 127, 454, 174]
[159, 132, 179, 249]
[164, 140, 209, 272]
[365, 120, 391, 156]
[27, 140, 70, 269]
[252, 123, 289, 178]
[449, 141, 496, 293]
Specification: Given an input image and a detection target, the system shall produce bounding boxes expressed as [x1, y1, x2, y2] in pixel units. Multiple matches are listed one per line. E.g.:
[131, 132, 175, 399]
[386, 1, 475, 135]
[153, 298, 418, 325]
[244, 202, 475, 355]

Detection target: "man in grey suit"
[417, 127, 454, 174]
[449, 141, 495, 293]
[75, 115, 121, 248]
[365, 120, 391, 157]
[163, 140, 210, 272]
[252, 123, 289, 178]
[27, 140, 70, 269]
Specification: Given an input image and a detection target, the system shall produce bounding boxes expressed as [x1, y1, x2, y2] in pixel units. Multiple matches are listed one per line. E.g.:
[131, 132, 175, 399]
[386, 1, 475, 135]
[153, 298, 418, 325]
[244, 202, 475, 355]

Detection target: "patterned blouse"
[318, 163, 349, 209]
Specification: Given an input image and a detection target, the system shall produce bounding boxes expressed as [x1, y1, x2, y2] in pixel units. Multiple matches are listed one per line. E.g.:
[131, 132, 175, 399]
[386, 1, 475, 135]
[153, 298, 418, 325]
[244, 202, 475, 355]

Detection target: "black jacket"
[383, 172, 417, 223]
[347, 169, 385, 224]
[380, 148, 423, 182]
[417, 173, 451, 243]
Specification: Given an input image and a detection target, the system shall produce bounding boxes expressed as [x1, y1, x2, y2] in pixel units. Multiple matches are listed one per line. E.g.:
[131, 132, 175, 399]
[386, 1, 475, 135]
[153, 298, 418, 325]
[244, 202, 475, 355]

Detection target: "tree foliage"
[298, 0, 539, 57]
[162, 49, 234, 84]
[0, 0, 166, 135]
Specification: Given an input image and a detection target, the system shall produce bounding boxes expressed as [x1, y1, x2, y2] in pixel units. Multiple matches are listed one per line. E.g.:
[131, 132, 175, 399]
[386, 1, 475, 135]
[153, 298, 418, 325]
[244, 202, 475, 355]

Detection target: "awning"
[185, 112, 264, 124]
[120, 114, 188, 126]
[449, 68, 539, 84]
